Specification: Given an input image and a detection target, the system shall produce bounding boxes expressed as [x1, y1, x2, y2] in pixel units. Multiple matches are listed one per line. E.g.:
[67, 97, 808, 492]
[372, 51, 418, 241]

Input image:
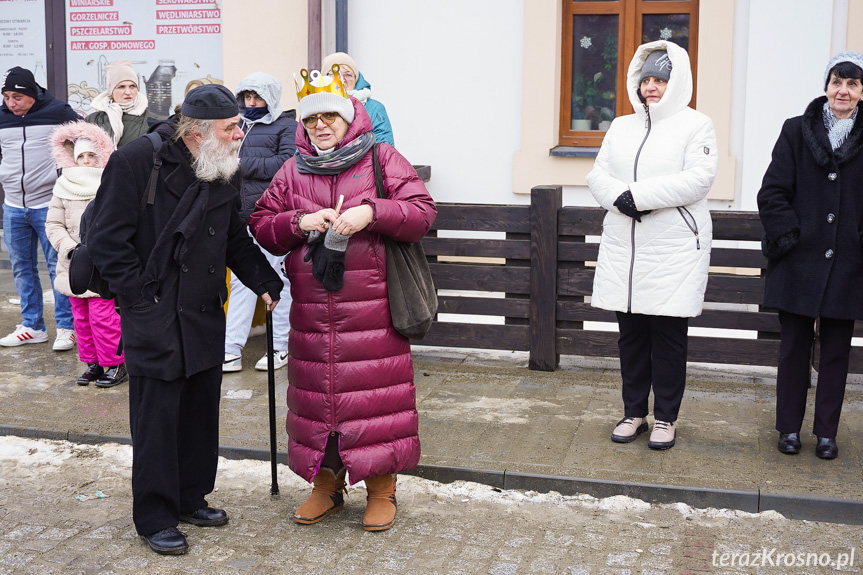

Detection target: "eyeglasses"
[302, 112, 340, 129]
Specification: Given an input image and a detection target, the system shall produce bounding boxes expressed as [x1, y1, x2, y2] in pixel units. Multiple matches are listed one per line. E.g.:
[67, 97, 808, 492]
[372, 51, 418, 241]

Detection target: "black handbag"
[372, 144, 437, 340]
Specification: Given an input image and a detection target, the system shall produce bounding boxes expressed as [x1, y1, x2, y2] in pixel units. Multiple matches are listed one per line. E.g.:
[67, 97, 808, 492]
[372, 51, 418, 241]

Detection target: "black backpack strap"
[372, 143, 385, 200]
[141, 132, 164, 211]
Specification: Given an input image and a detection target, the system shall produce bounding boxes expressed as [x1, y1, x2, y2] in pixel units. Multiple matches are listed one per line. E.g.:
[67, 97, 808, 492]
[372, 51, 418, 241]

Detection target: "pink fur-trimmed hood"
[50, 121, 114, 169]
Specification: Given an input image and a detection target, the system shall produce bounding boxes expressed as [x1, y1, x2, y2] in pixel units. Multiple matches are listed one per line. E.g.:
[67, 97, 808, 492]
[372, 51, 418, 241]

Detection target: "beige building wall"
[512, 0, 736, 200]
[221, 0, 308, 113]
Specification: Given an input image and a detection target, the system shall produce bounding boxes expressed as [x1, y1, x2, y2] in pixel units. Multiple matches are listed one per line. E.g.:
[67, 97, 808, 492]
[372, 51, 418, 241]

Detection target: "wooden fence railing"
[418, 185, 859, 372]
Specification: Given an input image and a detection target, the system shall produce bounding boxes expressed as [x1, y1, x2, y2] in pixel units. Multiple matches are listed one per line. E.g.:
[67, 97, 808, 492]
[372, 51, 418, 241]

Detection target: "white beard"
[193, 136, 241, 183]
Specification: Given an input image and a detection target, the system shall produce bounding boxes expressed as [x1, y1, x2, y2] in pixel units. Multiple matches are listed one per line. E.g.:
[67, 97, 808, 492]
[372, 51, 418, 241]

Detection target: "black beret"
[181, 84, 239, 119]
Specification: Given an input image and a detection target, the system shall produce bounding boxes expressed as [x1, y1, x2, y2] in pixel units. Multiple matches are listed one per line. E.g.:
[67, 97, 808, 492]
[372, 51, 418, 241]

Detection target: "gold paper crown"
[295, 64, 348, 102]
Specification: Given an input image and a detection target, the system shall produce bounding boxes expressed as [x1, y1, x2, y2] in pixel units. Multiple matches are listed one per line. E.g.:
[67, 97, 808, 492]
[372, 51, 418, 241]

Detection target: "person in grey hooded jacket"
[223, 72, 297, 372]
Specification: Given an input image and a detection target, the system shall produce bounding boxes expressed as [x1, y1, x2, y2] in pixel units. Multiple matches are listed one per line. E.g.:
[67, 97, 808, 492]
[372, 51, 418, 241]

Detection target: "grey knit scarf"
[822, 101, 858, 150]
[295, 131, 375, 175]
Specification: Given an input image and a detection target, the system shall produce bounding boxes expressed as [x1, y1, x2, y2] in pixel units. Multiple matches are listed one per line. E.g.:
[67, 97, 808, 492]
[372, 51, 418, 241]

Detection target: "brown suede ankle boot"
[362, 474, 397, 531]
[293, 467, 346, 524]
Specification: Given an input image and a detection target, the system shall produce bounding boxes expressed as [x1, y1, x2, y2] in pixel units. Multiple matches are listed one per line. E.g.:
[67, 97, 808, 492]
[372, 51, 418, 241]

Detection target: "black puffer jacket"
[235, 73, 298, 222]
[758, 96, 863, 319]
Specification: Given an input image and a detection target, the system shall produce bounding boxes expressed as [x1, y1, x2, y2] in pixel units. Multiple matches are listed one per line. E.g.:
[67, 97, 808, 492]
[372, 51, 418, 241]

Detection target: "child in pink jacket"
[45, 121, 127, 387]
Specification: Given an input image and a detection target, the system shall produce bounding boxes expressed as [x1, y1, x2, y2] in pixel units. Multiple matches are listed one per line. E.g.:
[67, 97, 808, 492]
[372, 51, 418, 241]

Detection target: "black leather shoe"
[76, 363, 103, 386]
[777, 432, 801, 455]
[816, 437, 838, 459]
[180, 506, 229, 527]
[95, 363, 128, 388]
[142, 527, 188, 555]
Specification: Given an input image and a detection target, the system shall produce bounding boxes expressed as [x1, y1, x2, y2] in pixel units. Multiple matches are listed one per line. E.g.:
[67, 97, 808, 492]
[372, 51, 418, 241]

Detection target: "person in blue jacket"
[322, 52, 394, 145]
[0, 66, 79, 352]
[223, 72, 297, 372]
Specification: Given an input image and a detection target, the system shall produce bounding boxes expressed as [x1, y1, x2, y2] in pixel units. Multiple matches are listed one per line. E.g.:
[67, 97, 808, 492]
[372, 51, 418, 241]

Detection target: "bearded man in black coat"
[86, 84, 282, 555]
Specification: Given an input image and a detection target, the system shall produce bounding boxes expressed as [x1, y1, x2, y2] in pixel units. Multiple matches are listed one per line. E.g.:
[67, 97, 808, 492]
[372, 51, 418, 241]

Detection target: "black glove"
[303, 229, 349, 291]
[303, 230, 325, 279]
[613, 190, 652, 222]
[320, 229, 349, 291]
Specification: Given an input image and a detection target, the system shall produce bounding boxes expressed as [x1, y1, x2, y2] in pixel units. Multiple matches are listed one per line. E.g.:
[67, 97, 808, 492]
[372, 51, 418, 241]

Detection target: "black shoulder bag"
[372, 143, 438, 340]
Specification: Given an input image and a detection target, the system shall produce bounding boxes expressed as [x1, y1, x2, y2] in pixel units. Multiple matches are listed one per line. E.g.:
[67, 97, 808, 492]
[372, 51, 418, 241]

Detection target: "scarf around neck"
[295, 131, 376, 175]
[52, 166, 103, 201]
[822, 101, 858, 150]
[348, 87, 371, 105]
[90, 91, 150, 147]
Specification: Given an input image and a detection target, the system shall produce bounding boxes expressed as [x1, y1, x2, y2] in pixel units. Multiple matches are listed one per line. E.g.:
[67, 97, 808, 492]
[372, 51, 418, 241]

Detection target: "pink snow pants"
[71, 297, 124, 367]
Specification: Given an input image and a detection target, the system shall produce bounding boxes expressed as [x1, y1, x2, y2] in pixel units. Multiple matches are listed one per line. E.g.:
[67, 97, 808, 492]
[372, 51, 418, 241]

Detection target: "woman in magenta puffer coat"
[249, 68, 435, 532]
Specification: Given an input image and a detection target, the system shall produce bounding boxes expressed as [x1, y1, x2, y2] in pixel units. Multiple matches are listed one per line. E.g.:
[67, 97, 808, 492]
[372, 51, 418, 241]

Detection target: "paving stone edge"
[2, 424, 861, 525]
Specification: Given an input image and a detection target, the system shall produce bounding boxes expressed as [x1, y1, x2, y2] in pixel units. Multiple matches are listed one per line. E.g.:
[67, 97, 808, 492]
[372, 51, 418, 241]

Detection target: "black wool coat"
[758, 96, 863, 319]
[86, 121, 282, 380]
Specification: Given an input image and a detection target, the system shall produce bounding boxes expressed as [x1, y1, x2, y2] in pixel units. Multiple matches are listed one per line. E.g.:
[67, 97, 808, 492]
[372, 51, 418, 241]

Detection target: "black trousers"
[129, 365, 222, 536]
[616, 312, 689, 423]
[775, 311, 853, 438]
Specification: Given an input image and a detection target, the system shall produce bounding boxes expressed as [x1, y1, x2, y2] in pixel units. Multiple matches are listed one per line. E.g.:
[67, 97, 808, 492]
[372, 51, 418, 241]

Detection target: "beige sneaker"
[611, 416, 648, 443]
[648, 420, 676, 450]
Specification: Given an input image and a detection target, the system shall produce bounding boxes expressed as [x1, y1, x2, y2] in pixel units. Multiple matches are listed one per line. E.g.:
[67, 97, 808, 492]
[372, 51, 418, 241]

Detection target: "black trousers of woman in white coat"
[616, 312, 689, 423]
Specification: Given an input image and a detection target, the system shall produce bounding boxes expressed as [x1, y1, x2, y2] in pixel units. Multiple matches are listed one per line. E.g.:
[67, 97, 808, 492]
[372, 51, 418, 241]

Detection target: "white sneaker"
[648, 420, 676, 450]
[255, 350, 289, 371]
[53, 328, 76, 351]
[223, 353, 242, 373]
[0, 324, 48, 347]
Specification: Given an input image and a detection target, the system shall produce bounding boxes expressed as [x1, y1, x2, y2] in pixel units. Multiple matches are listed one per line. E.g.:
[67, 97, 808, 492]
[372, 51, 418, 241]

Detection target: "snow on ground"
[0, 435, 788, 525]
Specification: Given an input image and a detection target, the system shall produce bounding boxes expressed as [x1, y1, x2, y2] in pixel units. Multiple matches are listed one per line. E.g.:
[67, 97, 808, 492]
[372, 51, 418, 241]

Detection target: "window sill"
[549, 146, 600, 158]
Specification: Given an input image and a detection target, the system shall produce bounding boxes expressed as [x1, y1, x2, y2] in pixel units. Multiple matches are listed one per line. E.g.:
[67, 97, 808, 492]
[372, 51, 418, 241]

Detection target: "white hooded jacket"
[586, 40, 718, 317]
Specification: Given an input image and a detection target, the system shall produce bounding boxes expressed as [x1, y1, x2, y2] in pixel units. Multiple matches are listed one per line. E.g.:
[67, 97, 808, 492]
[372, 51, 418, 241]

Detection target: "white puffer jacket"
[586, 40, 718, 317]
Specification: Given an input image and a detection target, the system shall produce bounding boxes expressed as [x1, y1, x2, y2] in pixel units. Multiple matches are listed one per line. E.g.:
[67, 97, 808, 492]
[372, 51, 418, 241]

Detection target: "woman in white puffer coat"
[586, 40, 718, 450]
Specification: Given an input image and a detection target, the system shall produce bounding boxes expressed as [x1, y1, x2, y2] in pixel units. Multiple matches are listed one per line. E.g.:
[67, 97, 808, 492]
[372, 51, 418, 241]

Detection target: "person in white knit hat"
[85, 59, 156, 148]
[249, 66, 436, 532]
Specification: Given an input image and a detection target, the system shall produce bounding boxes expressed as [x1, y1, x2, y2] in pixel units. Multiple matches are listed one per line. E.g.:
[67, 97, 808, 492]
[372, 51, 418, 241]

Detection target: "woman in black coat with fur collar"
[758, 51, 863, 461]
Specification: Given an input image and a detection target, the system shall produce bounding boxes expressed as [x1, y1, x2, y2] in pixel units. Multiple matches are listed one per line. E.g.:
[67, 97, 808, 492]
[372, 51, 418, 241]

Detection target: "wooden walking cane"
[265, 308, 279, 495]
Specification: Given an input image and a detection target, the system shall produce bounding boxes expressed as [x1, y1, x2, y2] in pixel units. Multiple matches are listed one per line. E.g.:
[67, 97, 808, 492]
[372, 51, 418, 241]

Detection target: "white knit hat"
[73, 138, 97, 162]
[322, 52, 359, 78]
[105, 59, 138, 93]
[824, 51, 863, 88]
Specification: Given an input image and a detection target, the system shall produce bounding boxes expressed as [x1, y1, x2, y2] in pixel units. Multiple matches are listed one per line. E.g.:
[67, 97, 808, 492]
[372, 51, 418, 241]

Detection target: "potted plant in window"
[572, 71, 615, 131]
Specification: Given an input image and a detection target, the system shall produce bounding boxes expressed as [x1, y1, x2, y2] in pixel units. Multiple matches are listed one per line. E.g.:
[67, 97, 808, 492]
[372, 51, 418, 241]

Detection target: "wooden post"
[529, 185, 562, 371]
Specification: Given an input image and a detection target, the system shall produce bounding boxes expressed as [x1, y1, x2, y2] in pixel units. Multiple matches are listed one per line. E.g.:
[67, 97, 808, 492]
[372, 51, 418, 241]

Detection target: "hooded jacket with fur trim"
[757, 96, 863, 319]
[45, 121, 114, 298]
[586, 40, 718, 318]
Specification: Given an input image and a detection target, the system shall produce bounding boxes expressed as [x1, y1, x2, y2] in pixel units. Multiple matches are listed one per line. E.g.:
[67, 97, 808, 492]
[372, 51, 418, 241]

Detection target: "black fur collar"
[802, 96, 863, 169]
